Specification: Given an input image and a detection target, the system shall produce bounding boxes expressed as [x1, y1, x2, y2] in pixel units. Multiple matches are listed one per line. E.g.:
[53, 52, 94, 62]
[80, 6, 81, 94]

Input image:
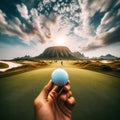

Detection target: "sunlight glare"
[56, 36, 65, 45]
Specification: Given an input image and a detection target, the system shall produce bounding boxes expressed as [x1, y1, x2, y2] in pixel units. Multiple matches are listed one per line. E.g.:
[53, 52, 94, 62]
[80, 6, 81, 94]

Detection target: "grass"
[72, 60, 120, 78]
[68, 68, 120, 120]
[100, 64, 112, 71]
[0, 61, 120, 120]
[0, 62, 9, 68]
[0, 60, 49, 78]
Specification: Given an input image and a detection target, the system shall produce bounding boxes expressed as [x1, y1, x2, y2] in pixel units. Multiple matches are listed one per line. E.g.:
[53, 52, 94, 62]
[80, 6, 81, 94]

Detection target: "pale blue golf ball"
[51, 68, 69, 86]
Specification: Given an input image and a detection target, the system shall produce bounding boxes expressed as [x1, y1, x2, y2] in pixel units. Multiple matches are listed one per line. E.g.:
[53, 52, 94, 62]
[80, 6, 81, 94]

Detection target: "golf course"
[0, 61, 120, 120]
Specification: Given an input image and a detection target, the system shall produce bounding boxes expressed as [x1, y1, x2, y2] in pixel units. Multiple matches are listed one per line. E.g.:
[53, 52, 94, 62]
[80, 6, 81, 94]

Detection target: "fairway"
[0, 61, 120, 120]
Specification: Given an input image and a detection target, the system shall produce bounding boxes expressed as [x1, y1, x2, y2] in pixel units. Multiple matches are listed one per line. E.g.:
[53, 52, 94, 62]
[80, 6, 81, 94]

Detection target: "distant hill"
[35, 46, 76, 59]
[99, 54, 118, 60]
[13, 46, 119, 60]
[73, 52, 86, 59]
[13, 55, 32, 60]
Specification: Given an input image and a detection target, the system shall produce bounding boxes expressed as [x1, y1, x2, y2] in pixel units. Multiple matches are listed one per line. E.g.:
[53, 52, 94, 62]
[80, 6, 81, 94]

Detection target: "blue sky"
[0, 0, 120, 59]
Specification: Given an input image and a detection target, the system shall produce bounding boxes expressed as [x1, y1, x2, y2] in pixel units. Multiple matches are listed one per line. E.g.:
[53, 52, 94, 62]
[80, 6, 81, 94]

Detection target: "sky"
[0, 0, 120, 59]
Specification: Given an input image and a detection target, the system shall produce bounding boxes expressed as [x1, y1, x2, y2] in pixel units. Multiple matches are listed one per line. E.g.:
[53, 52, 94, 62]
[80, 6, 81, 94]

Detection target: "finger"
[62, 80, 70, 91]
[48, 86, 62, 99]
[40, 80, 53, 100]
[67, 80, 70, 84]
[63, 84, 71, 92]
[60, 91, 72, 101]
[66, 96, 76, 108]
[52, 85, 62, 93]
[48, 80, 71, 100]
[52, 80, 70, 94]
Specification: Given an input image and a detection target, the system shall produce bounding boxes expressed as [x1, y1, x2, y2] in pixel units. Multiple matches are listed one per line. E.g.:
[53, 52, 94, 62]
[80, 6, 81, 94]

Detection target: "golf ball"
[51, 68, 69, 86]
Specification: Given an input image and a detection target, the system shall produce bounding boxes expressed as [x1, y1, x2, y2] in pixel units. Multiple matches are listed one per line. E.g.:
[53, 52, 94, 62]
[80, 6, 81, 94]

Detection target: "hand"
[34, 80, 76, 120]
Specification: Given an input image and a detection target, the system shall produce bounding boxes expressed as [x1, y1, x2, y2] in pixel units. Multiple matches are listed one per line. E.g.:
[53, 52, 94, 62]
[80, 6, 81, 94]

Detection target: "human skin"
[34, 80, 76, 120]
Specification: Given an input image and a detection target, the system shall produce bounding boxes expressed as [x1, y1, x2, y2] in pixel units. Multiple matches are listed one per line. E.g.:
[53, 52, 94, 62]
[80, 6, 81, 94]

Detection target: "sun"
[56, 36, 65, 45]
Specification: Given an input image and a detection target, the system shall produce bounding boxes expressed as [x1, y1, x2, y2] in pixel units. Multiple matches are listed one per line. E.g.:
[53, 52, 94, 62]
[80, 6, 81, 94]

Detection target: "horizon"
[0, 0, 120, 59]
[0, 45, 119, 60]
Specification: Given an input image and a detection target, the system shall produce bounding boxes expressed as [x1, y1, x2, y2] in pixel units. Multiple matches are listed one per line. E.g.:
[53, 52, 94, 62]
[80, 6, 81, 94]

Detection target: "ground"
[0, 60, 120, 120]
[0, 62, 9, 68]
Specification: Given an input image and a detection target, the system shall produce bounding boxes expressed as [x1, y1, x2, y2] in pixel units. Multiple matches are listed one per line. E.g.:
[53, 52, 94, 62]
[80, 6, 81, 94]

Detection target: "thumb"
[41, 80, 53, 100]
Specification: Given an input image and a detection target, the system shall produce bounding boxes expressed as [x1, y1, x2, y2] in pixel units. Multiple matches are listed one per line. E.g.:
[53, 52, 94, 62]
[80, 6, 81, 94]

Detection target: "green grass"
[0, 61, 120, 120]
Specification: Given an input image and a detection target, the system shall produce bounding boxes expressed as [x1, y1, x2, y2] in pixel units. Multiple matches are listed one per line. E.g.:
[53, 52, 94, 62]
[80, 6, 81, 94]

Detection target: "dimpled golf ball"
[51, 68, 69, 86]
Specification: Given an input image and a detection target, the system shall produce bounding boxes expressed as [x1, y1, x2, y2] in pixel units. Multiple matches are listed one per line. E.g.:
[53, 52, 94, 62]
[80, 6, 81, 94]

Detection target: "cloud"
[96, 8, 120, 34]
[75, 0, 99, 38]
[73, 26, 93, 40]
[0, 3, 62, 44]
[97, 27, 120, 45]
[78, 0, 118, 15]
[0, 10, 24, 38]
[81, 26, 120, 51]
[0, 0, 120, 51]
[0, 10, 7, 25]
[43, 0, 51, 5]
[16, 3, 29, 19]
[80, 43, 102, 52]
[76, 0, 120, 51]
[76, 0, 119, 37]
[0, 1, 76, 45]
[51, 0, 56, 2]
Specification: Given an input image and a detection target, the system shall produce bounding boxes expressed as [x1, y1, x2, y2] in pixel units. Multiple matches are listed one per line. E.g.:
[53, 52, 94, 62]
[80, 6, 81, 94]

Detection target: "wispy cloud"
[0, 3, 61, 44]
[76, 0, 120, 51]
[0, 1, 75, 44]
[0, 0, 120, 52]
[97, 27, 120, 45]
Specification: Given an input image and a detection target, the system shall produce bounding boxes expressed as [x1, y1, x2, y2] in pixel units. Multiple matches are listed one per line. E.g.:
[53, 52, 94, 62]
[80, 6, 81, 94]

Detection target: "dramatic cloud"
[16, 3, 29, 19]
[0, 3, 62, 43]
[82, 26, 120, 51]
[97, 27, 120, 45]
[0, 10, 7, 25]
[97, 9, 120, 34]
[0, 0, 120, 51]
[76, 0, 120, 51]
[81, 27, 120, 51]
[0, 1, 76, 44]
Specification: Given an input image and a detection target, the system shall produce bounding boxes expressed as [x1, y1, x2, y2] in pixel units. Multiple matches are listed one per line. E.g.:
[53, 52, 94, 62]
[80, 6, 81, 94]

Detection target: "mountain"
[35, 46, 76, 59]
[13, 46, 118, 60]
[13, 55, 32, 60]
[99, 54, 118, 60]
[73, 52, 86, 59]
